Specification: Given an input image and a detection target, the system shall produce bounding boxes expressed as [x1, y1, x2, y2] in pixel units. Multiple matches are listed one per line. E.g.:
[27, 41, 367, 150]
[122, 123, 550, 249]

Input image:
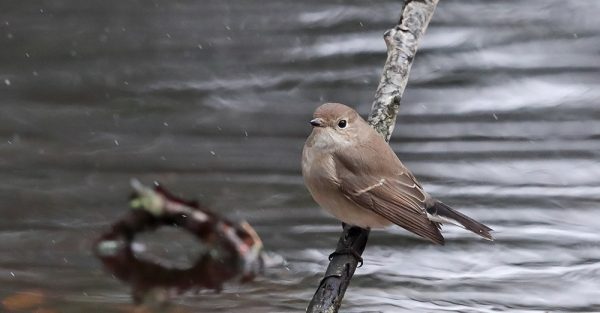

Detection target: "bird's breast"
[302, 141, 391, 228]
[302, 143, 337, 188]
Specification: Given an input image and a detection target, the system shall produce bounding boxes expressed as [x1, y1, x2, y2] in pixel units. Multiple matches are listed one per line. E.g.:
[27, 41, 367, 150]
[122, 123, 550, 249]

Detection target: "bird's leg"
[328, 223, 365, 267]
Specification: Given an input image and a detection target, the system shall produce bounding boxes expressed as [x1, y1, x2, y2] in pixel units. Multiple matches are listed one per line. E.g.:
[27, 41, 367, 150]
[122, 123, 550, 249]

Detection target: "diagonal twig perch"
[306, 1, 439, 312]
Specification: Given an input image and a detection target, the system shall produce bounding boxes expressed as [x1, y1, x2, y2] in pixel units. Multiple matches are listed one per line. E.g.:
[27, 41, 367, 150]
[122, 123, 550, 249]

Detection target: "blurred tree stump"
[94, 180, 265, 305]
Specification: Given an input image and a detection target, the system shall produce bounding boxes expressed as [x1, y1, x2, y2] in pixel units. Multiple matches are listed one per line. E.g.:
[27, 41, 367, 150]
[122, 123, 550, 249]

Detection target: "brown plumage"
[302, 103, 493, 244]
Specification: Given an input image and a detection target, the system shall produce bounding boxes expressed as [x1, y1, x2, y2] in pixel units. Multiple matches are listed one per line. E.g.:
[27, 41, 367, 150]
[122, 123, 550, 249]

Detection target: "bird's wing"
[333, 148, 444, 245]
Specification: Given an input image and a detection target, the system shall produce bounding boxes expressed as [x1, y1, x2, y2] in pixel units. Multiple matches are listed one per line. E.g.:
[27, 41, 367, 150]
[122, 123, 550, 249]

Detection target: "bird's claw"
[328, 248, 364, 267]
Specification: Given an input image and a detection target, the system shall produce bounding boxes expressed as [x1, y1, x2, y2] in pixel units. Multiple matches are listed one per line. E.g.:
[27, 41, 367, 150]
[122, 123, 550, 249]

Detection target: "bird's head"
[308, 103, 362, 149]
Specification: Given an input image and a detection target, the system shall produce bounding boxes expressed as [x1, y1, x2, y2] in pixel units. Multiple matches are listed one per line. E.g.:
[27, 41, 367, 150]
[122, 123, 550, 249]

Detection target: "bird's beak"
[310, 118, 324, 127]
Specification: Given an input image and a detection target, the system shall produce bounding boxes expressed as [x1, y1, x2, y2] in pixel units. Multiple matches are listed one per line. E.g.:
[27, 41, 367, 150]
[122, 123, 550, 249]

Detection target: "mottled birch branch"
[306, 1, 439, 312]
[368, 0, 439, 140]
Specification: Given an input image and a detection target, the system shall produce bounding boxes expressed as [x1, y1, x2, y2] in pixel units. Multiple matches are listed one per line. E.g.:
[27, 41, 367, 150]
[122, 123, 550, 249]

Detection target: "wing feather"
[335, 150, 444, 245]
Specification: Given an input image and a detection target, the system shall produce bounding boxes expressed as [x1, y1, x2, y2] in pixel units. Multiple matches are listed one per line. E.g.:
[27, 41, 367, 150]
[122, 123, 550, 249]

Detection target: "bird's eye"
[338, 120, 347, 128]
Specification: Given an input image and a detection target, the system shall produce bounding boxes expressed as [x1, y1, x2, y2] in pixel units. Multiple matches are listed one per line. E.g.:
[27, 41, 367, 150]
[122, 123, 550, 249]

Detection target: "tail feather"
[426, 201, 494, 241]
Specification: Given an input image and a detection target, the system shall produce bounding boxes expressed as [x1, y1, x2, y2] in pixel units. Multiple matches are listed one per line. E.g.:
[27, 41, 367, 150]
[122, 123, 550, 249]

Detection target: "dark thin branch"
[306, 225, 370, 313]
[306, 1, 439, 312]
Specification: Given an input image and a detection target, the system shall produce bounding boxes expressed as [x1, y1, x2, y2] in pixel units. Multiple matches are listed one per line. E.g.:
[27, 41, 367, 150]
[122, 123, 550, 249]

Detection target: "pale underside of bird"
[302, 102, 493, 245]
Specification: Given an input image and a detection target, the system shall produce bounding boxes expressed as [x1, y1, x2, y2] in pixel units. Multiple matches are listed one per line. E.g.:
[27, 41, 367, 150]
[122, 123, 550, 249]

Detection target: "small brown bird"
[302, 103, 493, 245]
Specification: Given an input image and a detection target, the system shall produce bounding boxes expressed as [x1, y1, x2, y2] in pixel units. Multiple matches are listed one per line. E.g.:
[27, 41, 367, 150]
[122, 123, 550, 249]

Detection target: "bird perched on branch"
[302, 102, 493, 245]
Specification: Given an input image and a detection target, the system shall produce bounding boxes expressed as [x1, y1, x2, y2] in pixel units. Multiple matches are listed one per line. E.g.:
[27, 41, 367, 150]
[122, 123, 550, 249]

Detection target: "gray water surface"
[1, 0, 600, 312]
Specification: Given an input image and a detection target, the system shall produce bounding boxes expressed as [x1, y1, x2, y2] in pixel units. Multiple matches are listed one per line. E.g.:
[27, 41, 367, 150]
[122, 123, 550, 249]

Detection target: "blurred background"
[1, 0, 600, 312]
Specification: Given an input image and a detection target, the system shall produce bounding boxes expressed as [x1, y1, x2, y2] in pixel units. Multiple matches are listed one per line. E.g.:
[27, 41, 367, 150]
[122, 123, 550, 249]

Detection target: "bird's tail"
[426, 201, 494, 241]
